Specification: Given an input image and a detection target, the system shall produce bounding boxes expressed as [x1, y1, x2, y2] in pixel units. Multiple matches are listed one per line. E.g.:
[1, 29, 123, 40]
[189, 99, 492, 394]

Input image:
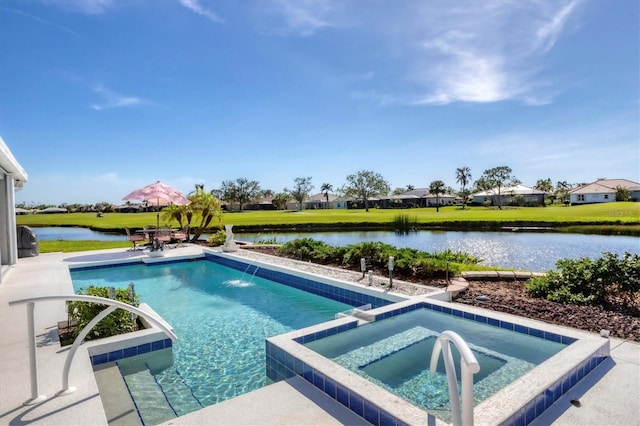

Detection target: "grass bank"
[17, 202, 640, 235]
[38, 240, 131, 253]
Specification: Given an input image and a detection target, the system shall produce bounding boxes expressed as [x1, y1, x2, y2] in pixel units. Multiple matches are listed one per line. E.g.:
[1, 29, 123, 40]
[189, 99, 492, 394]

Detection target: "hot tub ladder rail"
[430, 330, 480, 426]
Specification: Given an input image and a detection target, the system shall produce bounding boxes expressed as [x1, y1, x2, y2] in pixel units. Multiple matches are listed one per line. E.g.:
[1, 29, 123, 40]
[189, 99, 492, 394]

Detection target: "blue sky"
[2, 0, 638, 205]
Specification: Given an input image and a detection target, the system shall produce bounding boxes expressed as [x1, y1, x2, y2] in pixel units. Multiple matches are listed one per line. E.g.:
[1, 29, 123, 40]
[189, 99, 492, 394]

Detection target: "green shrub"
[341, 241, 395, 268]
[67, 285, 140, 341]
[277, 238, 483, 280]
[207, 230, 226, 246]
[525, 251, 640, 306]
[413, 258, 462, 279]
[254, 237, 283, 245]
[278, 238, 339, 263]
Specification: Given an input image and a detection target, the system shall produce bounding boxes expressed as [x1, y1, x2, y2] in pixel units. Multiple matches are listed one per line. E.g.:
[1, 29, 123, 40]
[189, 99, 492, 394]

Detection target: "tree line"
[207, 165, 584, 212]
[16, 165, 603, 212]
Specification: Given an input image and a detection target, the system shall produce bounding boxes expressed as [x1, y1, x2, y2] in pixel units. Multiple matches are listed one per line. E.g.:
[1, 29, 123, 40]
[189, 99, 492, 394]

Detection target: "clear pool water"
[305, 308, 567, 418]
[71, 260, 352, 425]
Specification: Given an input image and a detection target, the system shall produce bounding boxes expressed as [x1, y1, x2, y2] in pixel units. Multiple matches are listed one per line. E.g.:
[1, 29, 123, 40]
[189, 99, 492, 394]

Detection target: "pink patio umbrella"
[122, 181, 190, 231]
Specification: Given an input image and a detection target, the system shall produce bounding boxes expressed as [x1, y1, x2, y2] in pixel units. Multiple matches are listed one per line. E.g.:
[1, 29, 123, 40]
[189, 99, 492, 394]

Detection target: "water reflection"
[34, 227, 126, 242]
[237, 231, 639, 272]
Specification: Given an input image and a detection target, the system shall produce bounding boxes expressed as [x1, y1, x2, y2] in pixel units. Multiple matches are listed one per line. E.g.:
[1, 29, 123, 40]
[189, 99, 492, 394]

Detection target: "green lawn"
[38, 240, 131, 253]
[17, 202, 640, 232]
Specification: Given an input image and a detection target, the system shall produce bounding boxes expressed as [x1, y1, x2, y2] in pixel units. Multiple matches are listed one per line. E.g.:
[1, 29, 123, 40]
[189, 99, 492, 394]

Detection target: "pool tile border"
[91, 338, 172, 366]
[205, 252, 395, 309]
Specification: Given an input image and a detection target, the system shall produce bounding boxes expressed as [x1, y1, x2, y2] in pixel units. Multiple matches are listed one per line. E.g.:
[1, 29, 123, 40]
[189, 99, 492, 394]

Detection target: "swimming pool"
[71, 258, 367, 425]
[71, 251, 610, 426]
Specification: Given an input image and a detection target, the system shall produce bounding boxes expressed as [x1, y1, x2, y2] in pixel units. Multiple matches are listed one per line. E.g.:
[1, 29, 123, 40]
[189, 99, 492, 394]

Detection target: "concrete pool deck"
[0, 246, 638, 425]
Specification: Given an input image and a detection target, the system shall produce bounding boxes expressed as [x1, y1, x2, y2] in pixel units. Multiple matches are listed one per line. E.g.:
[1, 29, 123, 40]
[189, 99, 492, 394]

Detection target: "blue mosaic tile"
[92, 353, 108, 365]
[535, 393, 546, 416]
[325, 378, 336, 398]
[303, 368, 313, 382]
[380, 409, 397, 426]
[123, 346, 137, 358]
[463, 311, 474, 320]
[525, 401, 536, 424]
[313, 371, 325, 390]
[500, 321, 515, 331]
[561, 373, 572, 393]
[514, 324, 528, 334]
[475, 314, 488, 324]
[266, 366, 276, 380]
[151, 340, 164, 351]
[545, 332, 562, 343]
[350, 392, 364, 417]
[108, 350, 123, 362]
[544, 387, 554, 409]
[514, 412, 525, 426]
[164, 339, 172, 348]
[336, 385, 349, 407]
[137, 342, 151, 354]
[529, 328, 544, 339]
[363, 399, 379, 424]
[441, 306, 452, 315]
[487, 317, 500, 327]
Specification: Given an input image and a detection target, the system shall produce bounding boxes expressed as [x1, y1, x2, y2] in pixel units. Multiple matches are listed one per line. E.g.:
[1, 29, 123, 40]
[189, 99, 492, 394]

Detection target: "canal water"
[237, 230, 639, 272]
[32, 227, 638, 272]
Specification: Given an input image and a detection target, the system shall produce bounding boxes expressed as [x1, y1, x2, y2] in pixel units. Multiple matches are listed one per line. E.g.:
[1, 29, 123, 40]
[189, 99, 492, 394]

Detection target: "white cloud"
[534, 1, 580, 54]
[43, 0, 114, 14]
[176, 0, 222, 23]
[90, 85, 147, 111]
[4, 8, 81, 37]
[262, 0, 582, 105]
[265, 0, 339, 36]
[404, 0, 582, 105]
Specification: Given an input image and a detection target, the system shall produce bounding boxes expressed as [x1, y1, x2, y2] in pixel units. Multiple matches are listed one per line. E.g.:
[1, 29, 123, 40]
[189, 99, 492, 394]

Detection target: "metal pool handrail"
[9, 294, 177, 405]
[430, 330, 480, 426]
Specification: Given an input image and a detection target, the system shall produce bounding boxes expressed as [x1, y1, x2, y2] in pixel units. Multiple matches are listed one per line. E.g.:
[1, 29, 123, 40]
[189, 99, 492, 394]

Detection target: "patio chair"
[125, 228, 145, 251]
[156, 227, 172, 249]
[171, 227, 189, 247]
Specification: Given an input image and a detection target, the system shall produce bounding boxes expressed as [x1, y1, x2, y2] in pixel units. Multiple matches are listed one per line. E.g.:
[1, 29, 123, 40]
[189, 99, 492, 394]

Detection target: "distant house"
[244, 197, 276, 211]
[114, 204, 143, 213]
[399, 188, 458, 207]
[35, 207, 69, 214]
[569, 179, 640, 204]
[287, 193, 339, 210]
[472, 184, 545, 206]
[331, 197, 349, 209]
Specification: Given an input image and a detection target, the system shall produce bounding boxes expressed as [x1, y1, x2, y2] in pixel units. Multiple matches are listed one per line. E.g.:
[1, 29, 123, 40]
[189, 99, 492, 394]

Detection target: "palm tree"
[187, 184, 223, 242]
[429, 180, 446, 212]
[320, 182, 333, 209]
[455, 166, 472, 209]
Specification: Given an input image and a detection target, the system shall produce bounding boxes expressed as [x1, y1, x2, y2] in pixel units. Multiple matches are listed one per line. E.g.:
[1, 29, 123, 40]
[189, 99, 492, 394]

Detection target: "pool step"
[156, 368, 205, 416]
[122, 367, 177, 425]
[93, 363, 142, 426]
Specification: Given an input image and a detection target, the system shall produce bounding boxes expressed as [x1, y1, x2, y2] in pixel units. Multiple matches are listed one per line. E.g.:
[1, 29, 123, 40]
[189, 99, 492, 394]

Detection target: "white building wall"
[0, 173, 18, 281]
[570, 193, 615, 204]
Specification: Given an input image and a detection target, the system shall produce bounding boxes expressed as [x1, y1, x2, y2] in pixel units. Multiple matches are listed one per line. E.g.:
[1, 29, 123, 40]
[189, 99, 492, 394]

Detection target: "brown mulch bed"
[454, 280, 640, 342]
[241, 245, 640, 343]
